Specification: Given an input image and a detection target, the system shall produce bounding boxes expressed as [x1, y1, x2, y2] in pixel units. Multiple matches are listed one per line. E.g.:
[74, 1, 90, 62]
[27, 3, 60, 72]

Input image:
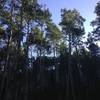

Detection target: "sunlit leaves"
[46, 22, 61, 41]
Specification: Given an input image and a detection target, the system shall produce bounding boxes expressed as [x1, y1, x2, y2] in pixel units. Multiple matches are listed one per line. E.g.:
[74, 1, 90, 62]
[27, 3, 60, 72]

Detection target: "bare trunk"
[24, 19, 30, 100]
[67, 32, 76, 100]
[0, 1, 14, 99]
[53, 42, 59, 84]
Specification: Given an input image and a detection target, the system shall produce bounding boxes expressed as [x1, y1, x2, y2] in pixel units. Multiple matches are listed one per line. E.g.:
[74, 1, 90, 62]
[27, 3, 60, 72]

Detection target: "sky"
[38, 0, 99, 33]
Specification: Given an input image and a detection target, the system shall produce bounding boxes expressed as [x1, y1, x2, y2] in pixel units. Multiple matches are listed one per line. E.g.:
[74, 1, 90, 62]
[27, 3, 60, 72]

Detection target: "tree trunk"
[0, 1, 14, 99]
[67, 32, 76, 100]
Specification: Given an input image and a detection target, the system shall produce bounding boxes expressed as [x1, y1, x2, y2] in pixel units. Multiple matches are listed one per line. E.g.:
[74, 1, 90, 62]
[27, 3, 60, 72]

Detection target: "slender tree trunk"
[0, 1, 15, 99]
[53, 41, 59, 84]
[39, 25, 45, 91]
[24, 19, 30, 100]
[75, 44, 83, 100]
[14, 81, 20, 100]
[39, 42, 45, 92]
[67, 32, 76, 100]
[0, 30, 10, 99]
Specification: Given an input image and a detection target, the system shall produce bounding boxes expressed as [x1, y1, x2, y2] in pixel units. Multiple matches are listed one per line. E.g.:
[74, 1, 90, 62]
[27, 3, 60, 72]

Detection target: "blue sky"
[38, 0, 99, 33]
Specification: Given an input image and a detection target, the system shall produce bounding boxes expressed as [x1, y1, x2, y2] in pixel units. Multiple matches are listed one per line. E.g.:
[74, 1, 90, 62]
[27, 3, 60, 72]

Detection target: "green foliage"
[33, 27, 44, 44]
[46, 22, 61, 41]
[91, 1, 100, 41]
[59, 42, 67, 55]
[60, 8, 85, 54]
[60, 9, 85, 35]
[0, 1, 100, 100]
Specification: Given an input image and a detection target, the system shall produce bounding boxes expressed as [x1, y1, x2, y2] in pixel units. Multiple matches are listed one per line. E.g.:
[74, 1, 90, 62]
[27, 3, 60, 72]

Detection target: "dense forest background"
[0, 0, 100, 100]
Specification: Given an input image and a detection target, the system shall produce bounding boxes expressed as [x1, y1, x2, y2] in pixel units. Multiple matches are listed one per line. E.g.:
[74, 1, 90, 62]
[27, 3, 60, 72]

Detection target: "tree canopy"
[0, 0, 100, 100]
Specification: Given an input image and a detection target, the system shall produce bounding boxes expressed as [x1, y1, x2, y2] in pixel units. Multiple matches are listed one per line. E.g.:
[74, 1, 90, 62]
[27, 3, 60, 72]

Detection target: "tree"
[60, 8, 85, 100]
[46, 21, 61, 89]
[88, 1, 100, 56]
[91, 1, 100, 41]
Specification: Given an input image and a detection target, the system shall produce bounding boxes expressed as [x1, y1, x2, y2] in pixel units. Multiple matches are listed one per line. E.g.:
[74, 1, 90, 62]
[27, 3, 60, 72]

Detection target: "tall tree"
[60, 9, 85, 100]
[91, 1, 100, 42]
[46, 21, 61, 85]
